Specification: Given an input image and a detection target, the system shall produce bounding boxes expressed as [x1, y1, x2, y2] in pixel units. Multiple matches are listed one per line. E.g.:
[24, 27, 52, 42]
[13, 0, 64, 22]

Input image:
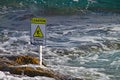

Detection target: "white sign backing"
[30, 18, 46, 45]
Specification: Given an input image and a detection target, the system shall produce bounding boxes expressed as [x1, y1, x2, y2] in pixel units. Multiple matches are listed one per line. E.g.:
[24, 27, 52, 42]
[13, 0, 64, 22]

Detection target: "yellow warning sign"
[31, 18, 46, 24]
[33, 26, 43, 38]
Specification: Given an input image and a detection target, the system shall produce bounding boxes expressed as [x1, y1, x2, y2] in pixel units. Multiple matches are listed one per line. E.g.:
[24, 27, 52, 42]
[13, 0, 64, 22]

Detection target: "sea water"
[0, 0, 120, 80]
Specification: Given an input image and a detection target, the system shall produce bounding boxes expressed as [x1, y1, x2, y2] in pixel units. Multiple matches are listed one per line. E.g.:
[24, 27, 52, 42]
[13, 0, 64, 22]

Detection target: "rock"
[0, 55, 83, 80]
[5, 55, 46, 66]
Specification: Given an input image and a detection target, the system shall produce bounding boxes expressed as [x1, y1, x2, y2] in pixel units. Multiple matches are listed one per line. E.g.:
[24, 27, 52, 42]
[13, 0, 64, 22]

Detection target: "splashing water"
[0, 0, 120, 79]
[86, 0, 97, 10]
[0, 10, 120, 79]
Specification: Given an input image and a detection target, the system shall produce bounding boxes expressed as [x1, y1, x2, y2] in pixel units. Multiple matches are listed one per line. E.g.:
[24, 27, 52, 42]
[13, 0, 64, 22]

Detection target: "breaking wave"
[0, 0, 120, 15]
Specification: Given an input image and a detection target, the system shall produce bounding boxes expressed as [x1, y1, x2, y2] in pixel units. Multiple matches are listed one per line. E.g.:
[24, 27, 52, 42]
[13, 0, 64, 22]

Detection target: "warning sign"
[30, 18, 46, 45]
[33, 26, 43, 38]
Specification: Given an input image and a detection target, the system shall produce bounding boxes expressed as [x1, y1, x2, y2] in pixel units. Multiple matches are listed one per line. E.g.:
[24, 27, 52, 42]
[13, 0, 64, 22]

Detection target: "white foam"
[19, 35, 30, 41]
[110, 60, 120, 66]
[3, 75, 55, 80]
[0, 71, 6, 79]
[111, 26, 120, 31]
[48, 65, 110, 80]
[88, 54, 99, 60]
[69, 36, 101, 43]
[0, 71, 55, 80]
[73, 0, 79, 2]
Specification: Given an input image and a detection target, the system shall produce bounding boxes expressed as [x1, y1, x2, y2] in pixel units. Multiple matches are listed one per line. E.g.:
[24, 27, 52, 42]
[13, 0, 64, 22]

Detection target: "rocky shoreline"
[0, 55, 83, 80]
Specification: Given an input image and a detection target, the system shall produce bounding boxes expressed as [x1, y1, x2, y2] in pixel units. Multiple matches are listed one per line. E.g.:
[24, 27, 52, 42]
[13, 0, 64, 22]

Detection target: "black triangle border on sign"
[33, 25, 44, 38]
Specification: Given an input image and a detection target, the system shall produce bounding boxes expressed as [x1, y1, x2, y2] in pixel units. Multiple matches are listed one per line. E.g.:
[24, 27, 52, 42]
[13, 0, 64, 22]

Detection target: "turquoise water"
[0, 0, 120, 14]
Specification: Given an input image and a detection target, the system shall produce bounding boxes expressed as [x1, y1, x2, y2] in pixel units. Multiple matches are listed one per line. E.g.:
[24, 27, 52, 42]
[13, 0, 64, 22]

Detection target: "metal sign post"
[39, 45, 42, 66]
[30, 18, 46, 66]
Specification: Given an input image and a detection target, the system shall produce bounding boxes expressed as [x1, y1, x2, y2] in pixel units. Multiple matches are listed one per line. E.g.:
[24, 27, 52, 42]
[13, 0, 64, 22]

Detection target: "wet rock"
[0, 55, 83, 80]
